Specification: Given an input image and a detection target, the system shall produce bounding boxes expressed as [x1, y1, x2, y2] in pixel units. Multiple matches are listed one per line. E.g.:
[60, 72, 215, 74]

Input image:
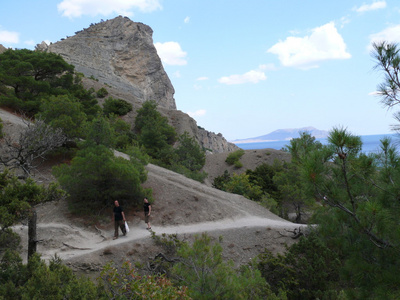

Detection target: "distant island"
[231, 126, 329, 144]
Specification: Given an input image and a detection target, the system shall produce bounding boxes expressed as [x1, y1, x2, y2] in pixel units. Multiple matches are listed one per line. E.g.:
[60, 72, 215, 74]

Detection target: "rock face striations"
[36, 16, 237, 153]
[46, 16, 175, 110]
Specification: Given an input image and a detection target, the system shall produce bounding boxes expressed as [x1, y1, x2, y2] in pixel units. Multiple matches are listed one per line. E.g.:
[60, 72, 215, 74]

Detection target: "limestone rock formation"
[161, 108, 239, 153]
[45, 16, 176, 110]
[35, 16, 238, 153]
[0, 44, 7, 54]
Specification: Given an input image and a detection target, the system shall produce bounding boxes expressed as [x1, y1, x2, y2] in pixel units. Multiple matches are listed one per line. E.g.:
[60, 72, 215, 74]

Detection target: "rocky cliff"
[36, 16, 237, 153]
[42, 16, 175, 110]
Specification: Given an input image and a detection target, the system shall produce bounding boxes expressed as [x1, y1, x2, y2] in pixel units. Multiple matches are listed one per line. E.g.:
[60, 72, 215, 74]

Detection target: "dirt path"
[2, 107, 303, 272]
[16, 208, 304, 268]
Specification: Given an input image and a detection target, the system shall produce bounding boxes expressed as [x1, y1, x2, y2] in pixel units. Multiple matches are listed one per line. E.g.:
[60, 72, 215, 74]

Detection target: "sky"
[1, 1, 400, 140]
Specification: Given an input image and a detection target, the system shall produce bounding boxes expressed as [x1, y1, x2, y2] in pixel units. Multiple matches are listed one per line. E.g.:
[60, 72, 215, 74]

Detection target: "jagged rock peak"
[0, 44, 7, 54]
[43, 16, 176, 110]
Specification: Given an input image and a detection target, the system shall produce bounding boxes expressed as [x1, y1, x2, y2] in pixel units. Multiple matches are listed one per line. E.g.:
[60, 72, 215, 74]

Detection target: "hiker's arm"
[148, 205, 151, 215]
[122, 211, 126, 221]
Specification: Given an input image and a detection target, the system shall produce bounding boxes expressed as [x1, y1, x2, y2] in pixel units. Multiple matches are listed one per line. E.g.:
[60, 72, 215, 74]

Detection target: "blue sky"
[1, 1, 400, 140]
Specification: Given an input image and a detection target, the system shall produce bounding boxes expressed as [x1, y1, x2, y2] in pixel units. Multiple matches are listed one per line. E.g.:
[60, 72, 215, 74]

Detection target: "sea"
[235, 134, 399, 155]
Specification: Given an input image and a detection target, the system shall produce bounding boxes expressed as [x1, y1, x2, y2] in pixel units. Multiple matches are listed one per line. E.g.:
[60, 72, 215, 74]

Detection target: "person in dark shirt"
[143, 197, 151, 230]
[113, 200, 126, 239]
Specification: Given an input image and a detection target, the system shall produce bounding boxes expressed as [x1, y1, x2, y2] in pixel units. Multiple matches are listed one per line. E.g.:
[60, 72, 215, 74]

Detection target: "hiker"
[113, 200, 126, 239]
[144, 197, 151, 230]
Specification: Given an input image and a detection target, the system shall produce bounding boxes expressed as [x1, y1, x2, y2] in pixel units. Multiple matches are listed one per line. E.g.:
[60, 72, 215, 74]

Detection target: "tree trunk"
[28, 209, 37, 261]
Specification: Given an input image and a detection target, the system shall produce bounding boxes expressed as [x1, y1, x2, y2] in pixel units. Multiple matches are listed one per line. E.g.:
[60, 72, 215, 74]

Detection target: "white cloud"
[267, 22, 351, 69]
[339, 16, 351, 28]
[354, 1, 386, 13]
[184, 16, 190, 24]
[57, 0, 162, 18]
[258, 63, 277, 71]
[196, 76, 209, 81]
[187, 109, 206, 117]
[154, 41, 187, 66]
[218, 66, 267, 85]
[0, 29, 19, 44]
[368, 24, 400, 50]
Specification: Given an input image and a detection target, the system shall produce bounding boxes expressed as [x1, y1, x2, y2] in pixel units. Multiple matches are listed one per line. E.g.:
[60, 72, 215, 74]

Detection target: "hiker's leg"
[114, 221, 119, 238]
[120, 220, 126, 235]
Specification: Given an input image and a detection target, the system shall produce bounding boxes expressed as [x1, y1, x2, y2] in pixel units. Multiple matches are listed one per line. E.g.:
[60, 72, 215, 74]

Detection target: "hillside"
[0, 108, 302, 277]
[35, 16, 238, 154]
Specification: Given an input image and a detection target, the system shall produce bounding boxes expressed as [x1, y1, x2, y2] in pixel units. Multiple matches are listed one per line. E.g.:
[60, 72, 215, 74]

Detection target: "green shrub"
[53, 144, 147, 211]
[38, 95, 87, 139]
[172, 233, 271, 299]
[175, 132, 206, 172]
[96, 87, 108, 98]
[257, 231, 342, 299]
[103, 97, 132, 116]
[225, 149, 245, 166]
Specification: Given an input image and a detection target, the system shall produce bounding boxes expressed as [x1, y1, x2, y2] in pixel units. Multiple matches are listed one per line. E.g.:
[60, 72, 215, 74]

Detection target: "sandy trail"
[16, 215, 302, 263]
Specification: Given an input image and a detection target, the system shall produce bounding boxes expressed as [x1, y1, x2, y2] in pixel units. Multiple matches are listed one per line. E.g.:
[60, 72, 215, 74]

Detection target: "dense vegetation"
[1, 42, 400, 298]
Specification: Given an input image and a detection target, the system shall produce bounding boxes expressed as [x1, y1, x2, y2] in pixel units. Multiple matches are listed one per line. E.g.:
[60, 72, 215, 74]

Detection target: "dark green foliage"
[53, 144, 148, 211]
[38, 95, 87, 139]
[0, 48, 101, 119]
[99, 261, 190, 299]
[96, 87, 108, 98]
[169, 132, 207, 182]
[371, 41, 400, 113]
[0, 170, 65, 253]
[257, 232, 341, 300]
[175, 132, 205, 172]
[0, 252, 103, 299]
[297, 128, 400, 297]
[108, 115, 135, 150]
[68, 86, 101, 119]
[273, 131, 321, 222]
[171, 233, 272, 299]
[225, 149, 245, 167]
[84, 115, 115, 147]
[102, 97, 132, 116]
[223, 173, 264, 201]
[135, 100, 177, 162]
[83, 114, 134, 150]
[246, 162, 281, 198]
[0, 49, 74, 114]
[212, 170, 231, 190]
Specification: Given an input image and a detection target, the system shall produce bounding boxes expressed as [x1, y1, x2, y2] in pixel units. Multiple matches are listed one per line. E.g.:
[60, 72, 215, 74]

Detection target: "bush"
[38, 95, 87, 139]
[257, 231, 342, 299]
[96, 87, 108, 98]
[100, 261, 190, 299]
[174, 132, 206, 172]
[223, 173, 264, 201]
[53, 144, 148, 212]
[135, 100, 176, 162]
[172, 233, 271, 299]
[0, 252, 102, 299]
[103, 97, 132, 116]
[225, 149, 245, 166]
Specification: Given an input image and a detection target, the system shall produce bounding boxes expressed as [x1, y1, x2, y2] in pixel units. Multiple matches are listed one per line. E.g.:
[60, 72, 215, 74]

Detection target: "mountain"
[232, 126, 329, 144]
[35, 16, 238, 153]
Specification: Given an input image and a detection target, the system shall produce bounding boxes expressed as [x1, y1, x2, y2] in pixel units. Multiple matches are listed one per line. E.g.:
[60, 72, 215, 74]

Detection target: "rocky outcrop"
[43, 16, 176, 110]
[0, 44, 7, 54]
[161, 108, 239, 153]
[35, 16, 237, 153]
